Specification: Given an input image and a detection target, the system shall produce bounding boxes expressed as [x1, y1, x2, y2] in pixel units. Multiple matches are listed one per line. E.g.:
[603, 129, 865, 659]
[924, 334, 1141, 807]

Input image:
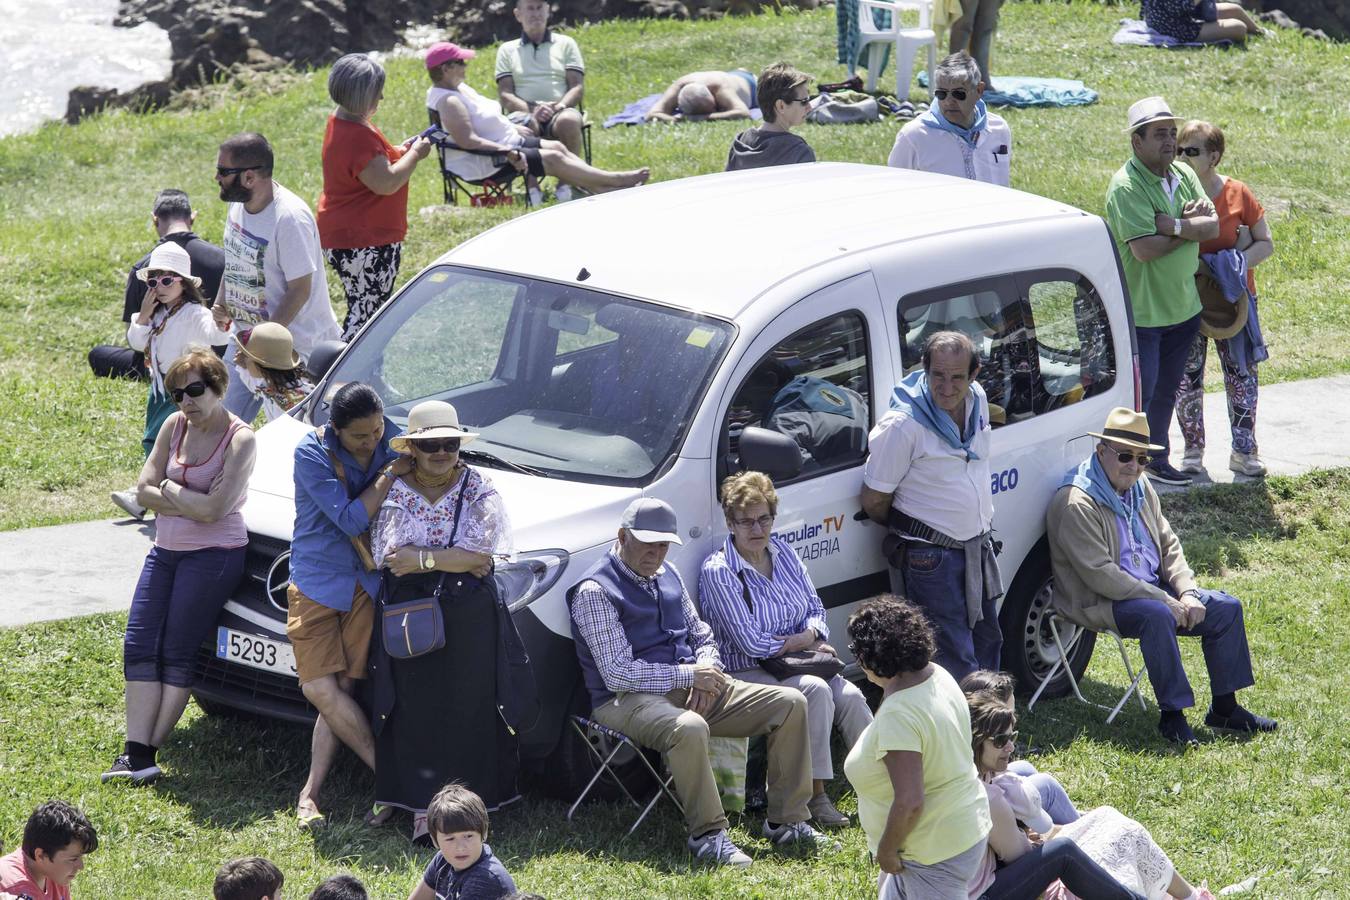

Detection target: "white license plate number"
[216, 627, 297, 677]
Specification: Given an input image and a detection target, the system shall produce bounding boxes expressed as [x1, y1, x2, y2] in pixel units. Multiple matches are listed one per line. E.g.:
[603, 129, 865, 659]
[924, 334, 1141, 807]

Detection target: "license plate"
[216, 627, 297, 677]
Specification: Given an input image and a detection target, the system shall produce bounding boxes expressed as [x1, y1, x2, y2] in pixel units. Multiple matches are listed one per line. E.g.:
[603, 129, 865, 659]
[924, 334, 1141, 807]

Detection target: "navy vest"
[567, 553, 695, 708]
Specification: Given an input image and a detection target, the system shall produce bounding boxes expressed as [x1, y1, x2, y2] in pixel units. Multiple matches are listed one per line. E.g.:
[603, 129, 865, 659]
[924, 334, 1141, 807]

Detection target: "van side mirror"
[738, 427, 802, 482]
[306, 340, 346, 382]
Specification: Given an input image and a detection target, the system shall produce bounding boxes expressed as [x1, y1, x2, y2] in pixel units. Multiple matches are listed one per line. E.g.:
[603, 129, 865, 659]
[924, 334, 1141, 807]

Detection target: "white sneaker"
[1179, 447, 1205, 474]
[527, 186, 544, 206]
[111, 489, 146, 520]
[761, 819, 841, 851]
[1229, 451, 1267, 477]
[555, 183, 573, 203]
[687, 829, 752, 867]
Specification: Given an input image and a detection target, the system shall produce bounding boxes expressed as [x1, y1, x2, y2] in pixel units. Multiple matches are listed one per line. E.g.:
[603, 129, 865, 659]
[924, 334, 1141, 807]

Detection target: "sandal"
[363, 803, 394, 827]
[296, 799, 326, 831]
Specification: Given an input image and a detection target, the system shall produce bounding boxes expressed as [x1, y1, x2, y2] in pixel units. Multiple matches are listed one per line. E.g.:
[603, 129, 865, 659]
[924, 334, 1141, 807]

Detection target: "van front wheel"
[999, 546, 1095, 701]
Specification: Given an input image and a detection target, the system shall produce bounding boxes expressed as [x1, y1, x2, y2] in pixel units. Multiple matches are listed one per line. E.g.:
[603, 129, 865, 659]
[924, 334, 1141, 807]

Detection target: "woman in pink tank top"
[101, 347, 257, 786]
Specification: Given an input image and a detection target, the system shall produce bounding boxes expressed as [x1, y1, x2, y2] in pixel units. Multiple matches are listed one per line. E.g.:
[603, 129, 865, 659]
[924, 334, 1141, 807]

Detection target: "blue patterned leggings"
[1175, 330, 1259, 454]
[325, 242, 403, 341]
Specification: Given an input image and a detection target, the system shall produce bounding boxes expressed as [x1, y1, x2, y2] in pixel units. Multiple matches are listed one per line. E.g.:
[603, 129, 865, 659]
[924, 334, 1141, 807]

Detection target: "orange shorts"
[286, 583, 373, 685]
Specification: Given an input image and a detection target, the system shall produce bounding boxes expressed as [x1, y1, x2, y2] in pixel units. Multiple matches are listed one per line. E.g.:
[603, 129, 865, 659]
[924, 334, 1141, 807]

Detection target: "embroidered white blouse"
[370, 466, 514, 567]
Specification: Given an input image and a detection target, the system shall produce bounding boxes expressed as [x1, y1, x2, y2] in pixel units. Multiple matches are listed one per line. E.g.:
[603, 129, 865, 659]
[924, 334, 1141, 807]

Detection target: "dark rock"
[65, 87, 119, 124]
[1253, 1, 1349, 40]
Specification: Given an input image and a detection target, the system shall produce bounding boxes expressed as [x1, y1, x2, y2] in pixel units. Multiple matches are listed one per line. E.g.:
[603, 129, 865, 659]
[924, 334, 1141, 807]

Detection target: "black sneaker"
[101, 754, 161, 784]
[1145, 461, 1192, 486]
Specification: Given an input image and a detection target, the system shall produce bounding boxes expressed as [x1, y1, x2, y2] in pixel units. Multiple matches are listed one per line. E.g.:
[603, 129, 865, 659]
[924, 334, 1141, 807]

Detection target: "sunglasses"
[989, 730, 1019, 747]
[784, 95, 811, 106]
[1113, 450, 1152, 466]
[145, 273, 181, 287]
[1178, 146, 1207, 157]
[934, 88, 969, 101]
[731, 514, 774, 530]
[170, 381, 209, 403]
[216, 164, 262, 178]
[412, 438, 461, 453]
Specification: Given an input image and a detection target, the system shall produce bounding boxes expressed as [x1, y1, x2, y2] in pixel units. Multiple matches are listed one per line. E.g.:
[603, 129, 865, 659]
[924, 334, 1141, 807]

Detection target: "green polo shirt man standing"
[1104, 97, 1218, 486]
[496, 0, 586, 175]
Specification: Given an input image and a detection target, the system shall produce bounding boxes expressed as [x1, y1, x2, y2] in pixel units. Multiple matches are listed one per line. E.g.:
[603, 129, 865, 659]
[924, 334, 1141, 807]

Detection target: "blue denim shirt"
[290, 416, 402, 610]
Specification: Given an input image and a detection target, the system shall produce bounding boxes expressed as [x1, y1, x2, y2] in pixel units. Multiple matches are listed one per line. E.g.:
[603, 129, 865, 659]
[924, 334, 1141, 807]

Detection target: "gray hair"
[922, 330, 979, 374]
[677, 82, 716, 116]
[934, 51, 982, 88]
[328, 53, 386, 116]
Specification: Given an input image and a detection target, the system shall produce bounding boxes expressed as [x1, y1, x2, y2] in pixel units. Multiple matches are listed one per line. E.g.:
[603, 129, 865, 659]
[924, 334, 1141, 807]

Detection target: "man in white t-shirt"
[212, 132, 340, 420]
[887, 52, 1011, 187]
[859, 331, 1003, 681]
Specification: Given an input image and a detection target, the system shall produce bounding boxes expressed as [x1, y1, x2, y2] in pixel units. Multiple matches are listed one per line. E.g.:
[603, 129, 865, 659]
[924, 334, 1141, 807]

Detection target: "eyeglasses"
[216, 165, 262, 178]
[145, 273, 181, 287]
[731, 514, 774, 531]
[784, 95, 811, 106]
[1113, 450, 1152, 466]
[1178, 146, 1206, 157]
[170, 381, 209, 403]
[934, 88, 969, 101]
[412, 438, 461, 453]
[989, 730, 1018, 747]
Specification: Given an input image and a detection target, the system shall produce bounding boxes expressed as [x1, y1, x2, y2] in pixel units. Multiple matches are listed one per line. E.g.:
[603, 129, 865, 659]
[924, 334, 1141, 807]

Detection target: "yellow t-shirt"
[843, 666, 991, 865]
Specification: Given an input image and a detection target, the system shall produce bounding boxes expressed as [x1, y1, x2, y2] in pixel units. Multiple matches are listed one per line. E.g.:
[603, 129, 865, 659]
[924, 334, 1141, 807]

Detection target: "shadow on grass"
[1159, 479, 1294, 575]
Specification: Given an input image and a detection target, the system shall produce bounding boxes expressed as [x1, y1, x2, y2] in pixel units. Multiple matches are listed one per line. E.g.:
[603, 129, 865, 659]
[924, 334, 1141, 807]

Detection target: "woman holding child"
[370, 400, 533, 844]
[103, 347, 255, 784]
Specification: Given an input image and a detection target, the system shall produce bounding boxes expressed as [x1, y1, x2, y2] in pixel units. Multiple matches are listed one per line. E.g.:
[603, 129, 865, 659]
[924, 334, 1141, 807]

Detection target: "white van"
[194, 163, 1138, 796]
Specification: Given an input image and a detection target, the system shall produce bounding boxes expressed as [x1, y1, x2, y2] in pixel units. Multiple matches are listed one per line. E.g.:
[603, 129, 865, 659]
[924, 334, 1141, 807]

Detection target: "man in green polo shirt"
[496, 0, 586, 182]
[1105, 97, 1219, 486]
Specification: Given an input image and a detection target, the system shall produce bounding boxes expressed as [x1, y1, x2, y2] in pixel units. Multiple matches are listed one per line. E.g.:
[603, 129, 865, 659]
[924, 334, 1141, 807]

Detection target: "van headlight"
[495, 550, 569, 612]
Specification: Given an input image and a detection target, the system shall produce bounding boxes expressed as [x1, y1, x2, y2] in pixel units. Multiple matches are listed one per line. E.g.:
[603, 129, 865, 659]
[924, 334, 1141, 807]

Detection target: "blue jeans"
[1007, 761, 1080, 825]
[124, 545, 246, 687]
[979, 837, 1145, 900]
[1135, 313, 1201, 458]
[1113, 588, 1254, 711]
[900, 544, 1001, 682]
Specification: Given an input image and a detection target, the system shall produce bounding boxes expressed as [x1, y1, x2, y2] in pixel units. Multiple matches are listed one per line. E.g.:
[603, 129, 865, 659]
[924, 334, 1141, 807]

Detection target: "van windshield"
[313, 265, 734, 484]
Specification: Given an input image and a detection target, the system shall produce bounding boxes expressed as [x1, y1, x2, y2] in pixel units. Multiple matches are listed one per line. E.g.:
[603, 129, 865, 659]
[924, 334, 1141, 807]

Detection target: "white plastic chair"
[855, 0, 938, 101]
[1026, 611, 1149, 724]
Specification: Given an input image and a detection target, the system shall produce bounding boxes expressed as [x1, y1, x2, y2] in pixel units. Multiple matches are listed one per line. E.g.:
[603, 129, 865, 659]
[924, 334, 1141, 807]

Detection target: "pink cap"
[425, 42, 476, 68]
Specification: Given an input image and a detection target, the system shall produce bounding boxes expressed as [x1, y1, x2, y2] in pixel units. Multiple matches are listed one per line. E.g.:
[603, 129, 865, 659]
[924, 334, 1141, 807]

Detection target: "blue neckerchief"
[890, 370, 981, 460]
[920, 99, 989, 148]
[1062, 454, 1149, 546]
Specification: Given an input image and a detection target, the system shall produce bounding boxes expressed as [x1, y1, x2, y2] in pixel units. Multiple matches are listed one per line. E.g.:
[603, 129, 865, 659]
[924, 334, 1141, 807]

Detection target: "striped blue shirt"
[699, 535, 830, 674]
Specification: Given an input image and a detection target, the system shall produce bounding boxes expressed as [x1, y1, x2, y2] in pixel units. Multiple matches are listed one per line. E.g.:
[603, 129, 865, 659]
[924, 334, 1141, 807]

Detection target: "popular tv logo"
[776, 514, 846, 561]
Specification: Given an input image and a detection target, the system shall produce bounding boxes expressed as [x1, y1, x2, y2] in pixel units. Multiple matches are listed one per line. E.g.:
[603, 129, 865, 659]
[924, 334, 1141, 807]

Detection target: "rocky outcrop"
[1255, 1, 1348, 40]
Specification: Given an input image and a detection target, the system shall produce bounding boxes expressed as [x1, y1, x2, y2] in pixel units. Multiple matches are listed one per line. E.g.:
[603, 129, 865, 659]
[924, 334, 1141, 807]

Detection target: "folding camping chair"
[566, 715, 684, 836]
[1027, 610, 1149, 724]
[426, 110, 536, 208]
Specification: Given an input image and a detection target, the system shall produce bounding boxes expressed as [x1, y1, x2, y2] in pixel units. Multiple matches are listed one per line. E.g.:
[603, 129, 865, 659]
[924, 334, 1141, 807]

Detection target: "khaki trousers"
[592, 679, 812, 837]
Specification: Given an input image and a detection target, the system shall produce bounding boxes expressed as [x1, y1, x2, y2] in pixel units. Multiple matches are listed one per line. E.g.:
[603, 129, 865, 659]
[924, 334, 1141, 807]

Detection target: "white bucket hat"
[136, 242, 202, 288]
[389, 400, 479, 452]
[1123, 96, 1182, 133]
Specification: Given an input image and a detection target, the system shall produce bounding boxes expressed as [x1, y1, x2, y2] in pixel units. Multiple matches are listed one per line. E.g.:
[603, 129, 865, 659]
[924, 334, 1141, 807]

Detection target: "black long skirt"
[373, 571, 520, 813]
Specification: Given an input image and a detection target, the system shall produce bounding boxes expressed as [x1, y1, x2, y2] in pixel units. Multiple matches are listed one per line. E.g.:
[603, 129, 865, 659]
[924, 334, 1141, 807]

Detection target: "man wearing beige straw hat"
[233, 321, 314, 422]
[1104, 97, 1219, 487]
[1046, 407, 1276, 746]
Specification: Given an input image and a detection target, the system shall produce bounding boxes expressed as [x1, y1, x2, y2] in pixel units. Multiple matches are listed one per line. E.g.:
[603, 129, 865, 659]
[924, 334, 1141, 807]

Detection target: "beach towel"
[603, 93, 762, 128]
[918, 72, 1098, 108]
[1112, 18, 1233, 48]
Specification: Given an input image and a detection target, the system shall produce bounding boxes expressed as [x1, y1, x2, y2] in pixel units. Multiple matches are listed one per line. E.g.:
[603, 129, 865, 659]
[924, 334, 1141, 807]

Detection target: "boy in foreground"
[408, 783, 517, 900]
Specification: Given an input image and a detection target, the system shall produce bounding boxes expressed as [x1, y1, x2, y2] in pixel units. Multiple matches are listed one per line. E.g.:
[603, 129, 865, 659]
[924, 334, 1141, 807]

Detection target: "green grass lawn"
[0, 1, 1343, 531]
[1, 470, 1346, 898]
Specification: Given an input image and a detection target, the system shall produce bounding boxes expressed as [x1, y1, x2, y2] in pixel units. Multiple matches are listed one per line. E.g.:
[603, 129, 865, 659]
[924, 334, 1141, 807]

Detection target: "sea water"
[0, 0, 171, 137]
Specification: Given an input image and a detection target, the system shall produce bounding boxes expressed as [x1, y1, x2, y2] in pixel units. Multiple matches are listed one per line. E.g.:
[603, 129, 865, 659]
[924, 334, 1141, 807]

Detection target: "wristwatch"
[1172, 217, 1183, 237]
[421, 550, 435, 570]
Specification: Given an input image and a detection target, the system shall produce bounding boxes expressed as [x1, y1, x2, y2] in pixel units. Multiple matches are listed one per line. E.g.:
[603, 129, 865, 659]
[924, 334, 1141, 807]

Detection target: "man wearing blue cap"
[568, 498, 833, 866]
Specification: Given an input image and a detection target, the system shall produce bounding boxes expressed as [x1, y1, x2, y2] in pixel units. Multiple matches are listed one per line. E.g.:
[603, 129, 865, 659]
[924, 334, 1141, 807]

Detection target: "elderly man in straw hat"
[1104, 97, 1220, 487]
[1046, 407, 1276, 746]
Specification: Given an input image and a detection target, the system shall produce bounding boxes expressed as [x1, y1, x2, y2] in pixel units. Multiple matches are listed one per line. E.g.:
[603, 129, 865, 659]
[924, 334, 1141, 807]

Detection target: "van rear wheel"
[1000, 545, 1095, 702]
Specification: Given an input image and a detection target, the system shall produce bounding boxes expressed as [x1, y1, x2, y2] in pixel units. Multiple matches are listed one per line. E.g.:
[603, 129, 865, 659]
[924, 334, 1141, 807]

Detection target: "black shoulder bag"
[379, 477, 468, 660]
[737, 569, 844, 681]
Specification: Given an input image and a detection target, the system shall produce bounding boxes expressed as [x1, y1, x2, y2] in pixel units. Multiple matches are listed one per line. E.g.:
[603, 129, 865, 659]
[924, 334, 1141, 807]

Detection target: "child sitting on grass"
[234, 322, 315, 422]
[409, 783, 517, 900]
[213, 857, 283, 900]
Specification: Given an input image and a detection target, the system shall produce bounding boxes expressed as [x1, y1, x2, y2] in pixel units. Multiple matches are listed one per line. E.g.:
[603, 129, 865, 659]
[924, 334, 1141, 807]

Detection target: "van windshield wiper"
[459, 448, 556, 478]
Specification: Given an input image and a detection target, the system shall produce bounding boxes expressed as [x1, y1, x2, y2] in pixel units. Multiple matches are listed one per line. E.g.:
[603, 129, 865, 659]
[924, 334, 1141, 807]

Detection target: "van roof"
[440, 162, 1088, 319]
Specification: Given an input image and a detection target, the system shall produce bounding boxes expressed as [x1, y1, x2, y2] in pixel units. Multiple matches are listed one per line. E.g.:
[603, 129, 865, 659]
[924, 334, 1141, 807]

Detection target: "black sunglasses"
[216, 165, 262, 178]
[145, 273, 181, 287]
[934, 88, 968, 101]
[1178, 147, 1206, 157]
[989, 730, 1018, 747]
[784, 95, 811, 106]
[413, 438, 461, 453]
[170, 381, 209, 403]
[1113, 450, 1152, 466]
